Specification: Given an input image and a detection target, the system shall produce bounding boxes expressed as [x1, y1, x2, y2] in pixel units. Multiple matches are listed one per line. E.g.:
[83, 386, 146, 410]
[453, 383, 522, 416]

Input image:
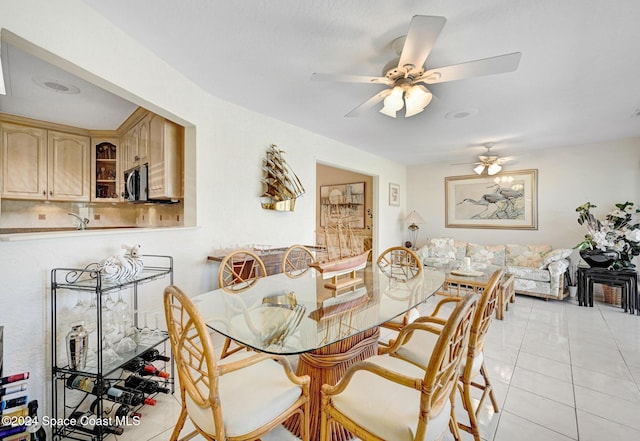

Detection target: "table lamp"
[405, 210, 425, 250]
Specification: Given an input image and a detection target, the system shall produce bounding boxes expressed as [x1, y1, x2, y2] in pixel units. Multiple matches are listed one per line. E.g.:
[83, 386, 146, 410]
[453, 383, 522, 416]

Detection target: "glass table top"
[191, 265, 445, 355]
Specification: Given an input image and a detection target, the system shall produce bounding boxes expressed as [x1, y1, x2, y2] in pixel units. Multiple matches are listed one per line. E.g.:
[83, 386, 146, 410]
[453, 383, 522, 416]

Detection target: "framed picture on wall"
[389, 182, 400, 206]
[445, 169, 538, 229]
[320, 182, 366, 228]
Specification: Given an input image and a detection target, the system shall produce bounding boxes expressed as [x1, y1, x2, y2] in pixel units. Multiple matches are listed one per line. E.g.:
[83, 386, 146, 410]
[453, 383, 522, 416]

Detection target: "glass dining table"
[191, 264, 445, 440]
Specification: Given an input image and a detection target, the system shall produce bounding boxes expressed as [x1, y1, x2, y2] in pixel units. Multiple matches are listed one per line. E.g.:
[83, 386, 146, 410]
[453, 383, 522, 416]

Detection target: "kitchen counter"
[0, 226, 142, 234]
[208, 245, 325, 275]
[0, 226, 195, 241]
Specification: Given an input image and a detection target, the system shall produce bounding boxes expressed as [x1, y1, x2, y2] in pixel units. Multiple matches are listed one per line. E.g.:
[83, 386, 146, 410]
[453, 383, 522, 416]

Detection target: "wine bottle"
[89, 398, 141, 421]
[26, 400, 46, 441]
[1, 395, 28, 411]
[0, 372, 29, 386]
[1, 407, 28, 420]
[120, 357, 169, 379]
[0, 383, 27, 397]
[119, 357, 146, 373]
[106, 386, 156, 407]
[0, 424, 26, 438]
[123, 375, 170, 394]
[65, 375, 111, 396]
[68, 411, 123, 436]
[140, 349, 170, 363]
[138, 364, 170, 379]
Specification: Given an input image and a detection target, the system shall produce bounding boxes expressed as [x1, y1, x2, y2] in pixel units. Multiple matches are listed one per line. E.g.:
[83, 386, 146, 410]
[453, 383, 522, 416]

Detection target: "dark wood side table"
[208, 245, 325, 276]
[577, 267, 638, 314]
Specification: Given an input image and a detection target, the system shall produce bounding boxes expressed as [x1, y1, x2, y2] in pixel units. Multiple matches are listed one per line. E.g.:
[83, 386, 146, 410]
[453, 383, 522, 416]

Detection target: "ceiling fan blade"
[419, 52, 522, 84]
[397, 15, 446, 70]
[311, 73, 393, 85]
[345, 89, 391, 117]
[452, 160, 482, 165]
[497, 155, 517, 164]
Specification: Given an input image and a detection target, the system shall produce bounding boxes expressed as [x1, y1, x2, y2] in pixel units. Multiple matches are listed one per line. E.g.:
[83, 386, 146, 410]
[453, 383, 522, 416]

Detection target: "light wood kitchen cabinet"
[121, 113, 149, 173]
[121, 124, 138, 172]
[1, 124, 90, 201]
[148, 114, 183, 199]
[138, 114, 150, 166]
[47, 130, 91, 201]
[1, 122, 47, 199]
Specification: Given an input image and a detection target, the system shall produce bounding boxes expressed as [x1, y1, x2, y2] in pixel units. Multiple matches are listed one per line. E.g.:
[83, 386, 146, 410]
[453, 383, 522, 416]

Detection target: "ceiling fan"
[471, 143, 513, 175]
[312, 15, 521, 118]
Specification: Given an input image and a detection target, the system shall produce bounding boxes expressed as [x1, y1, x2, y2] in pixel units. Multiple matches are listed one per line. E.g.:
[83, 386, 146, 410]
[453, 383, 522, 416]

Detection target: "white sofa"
[416, 238, 572, 300]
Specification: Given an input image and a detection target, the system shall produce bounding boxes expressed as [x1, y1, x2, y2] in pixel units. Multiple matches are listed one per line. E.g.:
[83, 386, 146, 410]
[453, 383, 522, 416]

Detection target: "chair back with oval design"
[164, 285, 224, 438]
[319, 293, 478, 441]
[282, 245, 315, 278]
[417, 293, 478, 438]
[164, 285, 311, 441]
[376, 246, 423, 280]
[455, 269, 503, 441]
[469, 268, 503, 357]
[217, 249, 267, 292]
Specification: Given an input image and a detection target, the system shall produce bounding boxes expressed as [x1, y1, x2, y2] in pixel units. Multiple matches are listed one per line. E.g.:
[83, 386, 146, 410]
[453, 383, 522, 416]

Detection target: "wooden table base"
[284, 327, 380, 441]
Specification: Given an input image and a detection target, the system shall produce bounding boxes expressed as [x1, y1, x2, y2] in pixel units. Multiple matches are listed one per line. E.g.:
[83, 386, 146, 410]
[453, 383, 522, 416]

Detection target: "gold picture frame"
[445, 169, 538, 229]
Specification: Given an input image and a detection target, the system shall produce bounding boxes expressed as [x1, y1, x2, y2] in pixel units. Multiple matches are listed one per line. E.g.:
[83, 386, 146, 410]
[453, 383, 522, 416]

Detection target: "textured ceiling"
[4, 1, 640, 167]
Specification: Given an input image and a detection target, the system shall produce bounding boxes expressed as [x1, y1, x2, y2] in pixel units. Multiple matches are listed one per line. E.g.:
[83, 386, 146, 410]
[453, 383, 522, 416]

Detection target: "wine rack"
[50, 255, 173, 441]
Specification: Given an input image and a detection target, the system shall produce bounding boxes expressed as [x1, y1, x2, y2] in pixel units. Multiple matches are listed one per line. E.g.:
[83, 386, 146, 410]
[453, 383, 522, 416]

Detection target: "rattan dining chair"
[217, 249, 268, 358]
[163, 285, 310, 441]
[282, 244, 315, 278]
[376, 246, 424, 349]
[383, 268, 504, 441]
[319, 293, 478, 441]
[217, 249, 267, 292]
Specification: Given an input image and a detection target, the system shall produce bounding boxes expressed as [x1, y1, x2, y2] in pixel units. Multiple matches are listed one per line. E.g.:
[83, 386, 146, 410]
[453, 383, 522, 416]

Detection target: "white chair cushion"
[394, 329, 484, 377]
[333, 354, 451, 441]
[185, 351, 302, 437]
[394, 329, 440, 369]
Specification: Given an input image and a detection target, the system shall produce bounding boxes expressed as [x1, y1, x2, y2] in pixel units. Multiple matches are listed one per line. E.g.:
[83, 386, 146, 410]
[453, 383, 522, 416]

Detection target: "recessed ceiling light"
[32, 76, 80, 94]
[445, 108, 478, 120]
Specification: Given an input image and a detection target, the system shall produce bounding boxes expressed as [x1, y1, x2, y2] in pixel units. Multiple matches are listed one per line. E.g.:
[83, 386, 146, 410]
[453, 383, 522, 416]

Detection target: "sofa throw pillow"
[506, 244, 552, 268]
[415, 245, 430, 263]
[467, 243, 506, 266]
[540, 248, 573, 269]
[425, 237, 456, 260]
[454, 240, 467, 261]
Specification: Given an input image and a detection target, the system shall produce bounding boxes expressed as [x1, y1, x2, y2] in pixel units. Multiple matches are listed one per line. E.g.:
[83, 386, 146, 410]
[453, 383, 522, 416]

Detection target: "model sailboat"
[260, 144, 305, 211]
[310, 202, 371, 293]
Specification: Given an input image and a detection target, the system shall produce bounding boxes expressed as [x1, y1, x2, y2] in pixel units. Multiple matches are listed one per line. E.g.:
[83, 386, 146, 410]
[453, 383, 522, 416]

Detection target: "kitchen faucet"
[68, 213, 90, 230]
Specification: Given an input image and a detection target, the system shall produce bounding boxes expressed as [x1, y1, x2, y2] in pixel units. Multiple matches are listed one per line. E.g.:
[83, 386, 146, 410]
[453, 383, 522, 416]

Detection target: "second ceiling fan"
[312, 15, 521, 118]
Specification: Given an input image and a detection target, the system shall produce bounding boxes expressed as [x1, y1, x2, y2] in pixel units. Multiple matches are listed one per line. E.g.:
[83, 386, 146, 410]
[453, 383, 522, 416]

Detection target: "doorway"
[315, 163, 375, 260]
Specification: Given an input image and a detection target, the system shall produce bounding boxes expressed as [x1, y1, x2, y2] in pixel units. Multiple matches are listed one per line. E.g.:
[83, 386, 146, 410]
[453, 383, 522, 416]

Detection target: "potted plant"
[575, 202, 640, 269]
[565, 254, 579, 298]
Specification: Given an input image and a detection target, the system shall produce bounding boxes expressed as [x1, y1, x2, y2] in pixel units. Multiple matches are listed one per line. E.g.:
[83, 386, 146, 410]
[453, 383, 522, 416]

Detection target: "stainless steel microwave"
[124, 164, 179, 204]
[124, 164, 149, 202]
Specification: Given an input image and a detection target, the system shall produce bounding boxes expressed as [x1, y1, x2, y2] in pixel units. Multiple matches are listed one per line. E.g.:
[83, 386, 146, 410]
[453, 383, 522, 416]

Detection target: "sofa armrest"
[547, 259, 570, 298]
[548, 259, 570, 277]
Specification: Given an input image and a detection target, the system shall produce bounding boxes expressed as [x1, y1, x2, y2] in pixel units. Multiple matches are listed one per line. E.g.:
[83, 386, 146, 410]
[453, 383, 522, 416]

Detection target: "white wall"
[0, 0, 406, 413]
[407, 137, 640, 249]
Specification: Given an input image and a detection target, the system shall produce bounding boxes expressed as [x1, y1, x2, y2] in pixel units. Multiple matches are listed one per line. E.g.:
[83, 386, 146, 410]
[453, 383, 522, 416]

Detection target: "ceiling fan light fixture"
[379, 106, 397, 118]
[404, 84, 432, 117]
[488, 163, 502, 175]
[473, 164, 485, 175]
[380, 86, 404, 117]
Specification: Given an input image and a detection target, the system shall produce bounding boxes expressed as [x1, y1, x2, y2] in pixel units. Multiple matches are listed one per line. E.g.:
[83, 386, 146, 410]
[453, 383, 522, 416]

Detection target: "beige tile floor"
[119, 293, 640, 441]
